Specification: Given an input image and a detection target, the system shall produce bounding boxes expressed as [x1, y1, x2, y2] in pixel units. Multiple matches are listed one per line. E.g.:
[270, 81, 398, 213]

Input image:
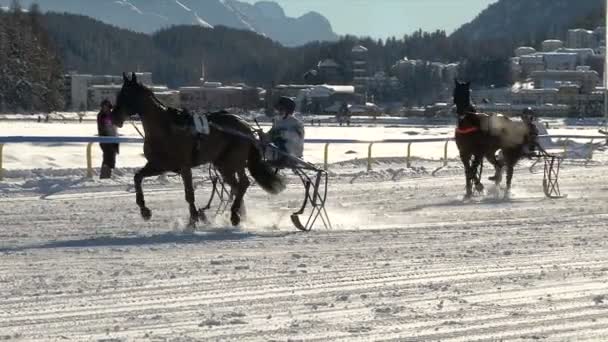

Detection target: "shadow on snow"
[0, 228, 297, 253]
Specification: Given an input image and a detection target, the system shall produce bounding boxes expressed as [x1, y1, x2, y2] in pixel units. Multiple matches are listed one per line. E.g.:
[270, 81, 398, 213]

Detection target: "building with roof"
[65, 72, 150, 111]
[532, 69, 600, 94]
[567, 28, 596, 49]
[284, 84, 362, 114]
[542, 52, 578, 71]
[542, 40, 564, 52]
[89, 84, 180, 110]
[317, 59, 343, 84]
[518, 54, 545, 78]
[179, 82, 261, 112]
[64, 72, 155, 111]
[507, 25, 607, 117]
[555, 48, 596, 64]
[515, 47, 537, 57]
[351, 45, 369, 95]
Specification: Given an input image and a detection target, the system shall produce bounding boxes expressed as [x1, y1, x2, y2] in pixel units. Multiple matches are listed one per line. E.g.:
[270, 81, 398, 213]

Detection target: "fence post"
[0, 144, 4, 181]
[443, 140, 449, 167]
[323, 143, 330, 170]
[406, 142, 412, 168]
[86, 142, 94, 178]
[367, 143, 374, 171]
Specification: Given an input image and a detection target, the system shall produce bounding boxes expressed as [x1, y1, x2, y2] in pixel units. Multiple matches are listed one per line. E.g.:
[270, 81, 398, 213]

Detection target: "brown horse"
[453, 80, 536, 198]
[111, 73, 285, 227]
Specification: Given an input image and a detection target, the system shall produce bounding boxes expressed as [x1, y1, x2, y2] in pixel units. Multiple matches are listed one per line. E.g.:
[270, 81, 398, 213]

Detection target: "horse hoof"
[463, 193, 473, 201]
[197, 209, 209, 224]
[231, 213, 241, 226]
[475, 184, 485, 192]
[141, 207, 152, 221]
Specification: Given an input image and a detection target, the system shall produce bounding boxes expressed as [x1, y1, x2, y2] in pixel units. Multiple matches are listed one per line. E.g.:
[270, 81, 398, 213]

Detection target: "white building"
[519, 54, 545, 77]
[295, 84, 361, 113]
[351, 45, 369, 95]
[542, 40, 564, 52]
[89, 84, 180, 110]
[567, 29, 596, 49]
[515, 46, 537, 57]
[543, 52, 578, 70]
[65, 72, 153, 111]
[532, 69, 600, 94]
[179, 83, 260, 112]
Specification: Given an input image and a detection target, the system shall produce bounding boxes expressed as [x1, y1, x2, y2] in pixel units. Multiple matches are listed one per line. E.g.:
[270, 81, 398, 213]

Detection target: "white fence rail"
[0, 135, 605, 180]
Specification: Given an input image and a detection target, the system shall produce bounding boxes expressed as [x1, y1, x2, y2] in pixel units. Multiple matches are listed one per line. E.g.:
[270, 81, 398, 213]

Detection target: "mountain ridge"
[0, 0, 338, 46]
[451, 0, 603, 45]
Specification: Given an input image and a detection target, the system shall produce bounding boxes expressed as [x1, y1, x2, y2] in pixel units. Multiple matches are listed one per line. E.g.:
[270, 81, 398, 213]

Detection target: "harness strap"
[193, 113, 210, 135]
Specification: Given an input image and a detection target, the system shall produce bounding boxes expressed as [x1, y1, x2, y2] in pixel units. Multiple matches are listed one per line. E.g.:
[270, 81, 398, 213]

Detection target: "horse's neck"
[456, 103, 473, 125]
[137, 95, 170, 137]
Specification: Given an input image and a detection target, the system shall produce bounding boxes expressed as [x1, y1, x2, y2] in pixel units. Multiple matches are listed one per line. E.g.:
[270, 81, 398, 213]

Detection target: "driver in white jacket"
[263, 96, 305, 162]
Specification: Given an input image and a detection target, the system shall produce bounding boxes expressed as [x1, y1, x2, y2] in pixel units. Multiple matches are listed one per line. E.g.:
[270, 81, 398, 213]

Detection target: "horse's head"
[453, 79, 471, 106]
[111, 72, 144, 128]
[453, 79, 477, 116]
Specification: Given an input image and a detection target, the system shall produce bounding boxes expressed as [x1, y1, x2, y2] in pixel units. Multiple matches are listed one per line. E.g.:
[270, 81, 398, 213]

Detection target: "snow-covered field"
[2, 119, 608, 341]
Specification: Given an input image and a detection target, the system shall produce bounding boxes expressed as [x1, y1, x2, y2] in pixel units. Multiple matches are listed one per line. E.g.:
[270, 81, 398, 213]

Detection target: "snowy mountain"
[0, 0, 338, 46]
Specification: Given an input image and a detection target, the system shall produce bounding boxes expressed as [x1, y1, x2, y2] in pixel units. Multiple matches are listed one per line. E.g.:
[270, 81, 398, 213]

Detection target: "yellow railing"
[0, 135, 604, 180]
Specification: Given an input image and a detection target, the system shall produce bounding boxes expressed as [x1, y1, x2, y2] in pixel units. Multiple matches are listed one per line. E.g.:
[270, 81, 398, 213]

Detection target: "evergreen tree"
[0, 2, 65, 113]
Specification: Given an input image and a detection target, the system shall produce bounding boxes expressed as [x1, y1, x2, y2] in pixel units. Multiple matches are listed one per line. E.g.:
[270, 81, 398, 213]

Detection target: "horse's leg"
[232, 170, 251, 225]
[180, 167, 199, 228]
[134, 163, 164, 221]
[505, 161, 515, 199]
[219, 169, 251, 226]
[215, 169, 241, 226]
[471, 154, 484, 193]
[486, 151, 504, 185]
[460, 154, 473, 199]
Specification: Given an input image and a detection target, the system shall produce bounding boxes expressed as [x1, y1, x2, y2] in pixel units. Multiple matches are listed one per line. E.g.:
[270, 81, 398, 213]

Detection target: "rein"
[130, 120, 145, 139]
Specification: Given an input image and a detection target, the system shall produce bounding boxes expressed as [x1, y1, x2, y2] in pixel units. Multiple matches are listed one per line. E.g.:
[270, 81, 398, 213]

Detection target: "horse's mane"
[136, 82, 169, 112]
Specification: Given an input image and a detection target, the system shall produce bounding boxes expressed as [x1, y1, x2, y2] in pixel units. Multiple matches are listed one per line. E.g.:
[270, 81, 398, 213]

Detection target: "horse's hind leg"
[233, 170, 250, 225]
[180, 167, 199, 228]
[134, 163, 164, 221]
[217, 168, 250, 226]
[486, 151, 504, 185]
[504, 162, 515, 199]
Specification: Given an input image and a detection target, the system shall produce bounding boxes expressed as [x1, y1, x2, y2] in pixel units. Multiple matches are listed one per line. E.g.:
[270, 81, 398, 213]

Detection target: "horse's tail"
[248, 144, 286, 195]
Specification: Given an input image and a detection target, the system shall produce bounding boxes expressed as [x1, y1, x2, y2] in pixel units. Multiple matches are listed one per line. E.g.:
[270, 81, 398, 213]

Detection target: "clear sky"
[241, 0, 498, 39]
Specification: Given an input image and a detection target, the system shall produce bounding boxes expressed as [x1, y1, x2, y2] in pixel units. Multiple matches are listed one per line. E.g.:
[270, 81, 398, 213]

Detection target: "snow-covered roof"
[304, 85, 355, 98]
[352, 45, 368, 53]
[568, 28, 594, 34]
[556, 48, 595, 55]
[320, 85, 355, 93]
[317, 59, 340, 68]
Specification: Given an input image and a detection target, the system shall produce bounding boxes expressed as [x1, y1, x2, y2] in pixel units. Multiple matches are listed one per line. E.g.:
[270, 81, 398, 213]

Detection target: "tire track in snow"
[1, 165, 608, 340]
